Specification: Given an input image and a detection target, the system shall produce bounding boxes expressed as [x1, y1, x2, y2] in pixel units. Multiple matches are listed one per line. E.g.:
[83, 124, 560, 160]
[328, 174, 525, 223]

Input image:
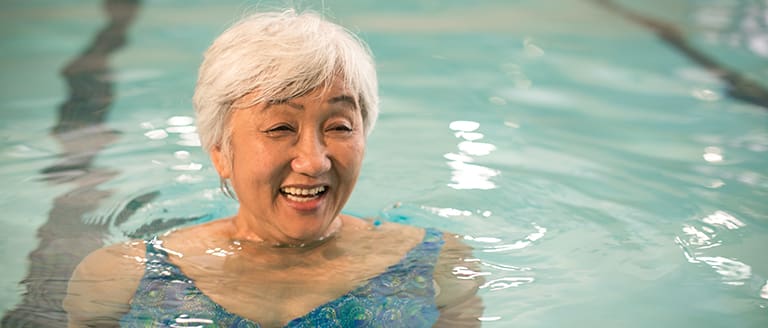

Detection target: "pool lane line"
[1, 1, 142, 327]
[591, 0, 768, 109]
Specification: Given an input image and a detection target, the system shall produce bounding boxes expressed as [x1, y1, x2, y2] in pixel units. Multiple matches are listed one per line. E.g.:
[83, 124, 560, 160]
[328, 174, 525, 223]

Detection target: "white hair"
[193, 10, 379, 159]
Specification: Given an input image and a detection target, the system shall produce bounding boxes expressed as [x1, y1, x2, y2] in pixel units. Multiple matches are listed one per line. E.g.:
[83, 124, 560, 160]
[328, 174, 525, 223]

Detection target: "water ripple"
[675, 210, 756, 286]
[481, 224, 546, 253]
[696, 256, 752, 285]
[480, 277, 535, 291]
[466, 258, 532, 272]
[6, 144, 54, 159]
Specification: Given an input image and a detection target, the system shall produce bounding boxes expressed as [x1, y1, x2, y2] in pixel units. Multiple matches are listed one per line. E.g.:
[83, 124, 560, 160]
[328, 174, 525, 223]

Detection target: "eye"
[330, 125, 353, 132]
[326, 123, 354, 135]
[269, 125, 293, 132]
[262, 124, 295, 136]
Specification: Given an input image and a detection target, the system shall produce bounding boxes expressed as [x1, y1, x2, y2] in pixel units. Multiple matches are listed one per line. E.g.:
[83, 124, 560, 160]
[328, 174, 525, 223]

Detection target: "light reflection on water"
[2, 0, 768, 327]
[478, 224, 546, 253]
[446, 120, 499, 190]
[675, 210, 761, 290]
[481, 277, 536, 291]
[140, 115, 204, 177]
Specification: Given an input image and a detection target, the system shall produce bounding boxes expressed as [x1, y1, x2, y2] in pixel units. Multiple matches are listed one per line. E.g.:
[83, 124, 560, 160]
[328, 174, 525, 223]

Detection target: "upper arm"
[433, 233, 485, 327]
[64, 242, 146, 327]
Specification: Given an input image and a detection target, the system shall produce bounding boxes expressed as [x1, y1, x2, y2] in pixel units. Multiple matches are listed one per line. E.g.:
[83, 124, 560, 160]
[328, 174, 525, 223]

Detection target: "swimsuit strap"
[121, 238, 260, 328]
[142, 237, 184, 278]
[285, 227, 445, 327]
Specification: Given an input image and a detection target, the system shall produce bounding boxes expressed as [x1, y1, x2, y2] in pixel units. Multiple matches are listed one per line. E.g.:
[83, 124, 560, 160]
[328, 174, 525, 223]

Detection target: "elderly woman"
[64, 10, 482, 327]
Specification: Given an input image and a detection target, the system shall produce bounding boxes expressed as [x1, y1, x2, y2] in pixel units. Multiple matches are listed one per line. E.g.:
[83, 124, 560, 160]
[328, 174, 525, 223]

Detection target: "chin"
[281, 222, 327, 241]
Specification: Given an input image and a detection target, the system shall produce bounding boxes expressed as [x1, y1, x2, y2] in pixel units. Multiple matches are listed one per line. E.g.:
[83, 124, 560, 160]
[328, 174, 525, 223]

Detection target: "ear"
[210, 145, 231, 179]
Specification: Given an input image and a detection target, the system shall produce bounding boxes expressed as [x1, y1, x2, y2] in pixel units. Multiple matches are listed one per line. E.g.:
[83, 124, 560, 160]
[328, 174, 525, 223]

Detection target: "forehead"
[233, 78, 356, 110]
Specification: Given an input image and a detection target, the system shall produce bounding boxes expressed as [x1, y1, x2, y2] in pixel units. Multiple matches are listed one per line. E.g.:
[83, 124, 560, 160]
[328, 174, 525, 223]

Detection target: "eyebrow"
[263, 94, 358, 112]
[264, 99, 304, 111]
[328, 95, 358, 109]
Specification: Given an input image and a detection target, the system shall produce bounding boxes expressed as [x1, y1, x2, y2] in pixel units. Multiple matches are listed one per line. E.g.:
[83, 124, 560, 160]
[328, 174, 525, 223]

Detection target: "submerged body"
[66, 218, 480, 327]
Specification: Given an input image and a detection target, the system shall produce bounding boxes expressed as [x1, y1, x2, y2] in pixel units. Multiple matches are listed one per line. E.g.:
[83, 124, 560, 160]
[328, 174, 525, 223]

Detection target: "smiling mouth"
[279, 186, 328, 203]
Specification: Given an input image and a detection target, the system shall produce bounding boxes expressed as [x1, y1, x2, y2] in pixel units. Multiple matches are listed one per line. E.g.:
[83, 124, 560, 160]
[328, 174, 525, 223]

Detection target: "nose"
[291, 131, 331, 177]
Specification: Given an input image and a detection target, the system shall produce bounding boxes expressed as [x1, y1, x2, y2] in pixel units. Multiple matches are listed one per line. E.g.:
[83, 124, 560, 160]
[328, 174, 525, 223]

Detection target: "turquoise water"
[1, 0, 767, 326]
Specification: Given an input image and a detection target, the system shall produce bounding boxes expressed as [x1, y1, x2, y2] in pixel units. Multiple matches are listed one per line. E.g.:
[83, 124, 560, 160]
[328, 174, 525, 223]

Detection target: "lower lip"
[281, 192, 326, 212]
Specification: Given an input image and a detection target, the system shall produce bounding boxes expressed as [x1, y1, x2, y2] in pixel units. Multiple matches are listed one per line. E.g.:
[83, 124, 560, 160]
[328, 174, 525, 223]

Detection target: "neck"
[228, 214, 343, 250]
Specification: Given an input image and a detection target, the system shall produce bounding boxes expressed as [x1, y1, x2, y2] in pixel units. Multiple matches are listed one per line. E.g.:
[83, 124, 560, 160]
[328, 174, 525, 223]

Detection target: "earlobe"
[210, 145, 231, 179]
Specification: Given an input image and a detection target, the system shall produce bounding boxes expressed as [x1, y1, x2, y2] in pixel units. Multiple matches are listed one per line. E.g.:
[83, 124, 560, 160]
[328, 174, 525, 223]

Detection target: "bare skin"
[64, 217, 481, 327]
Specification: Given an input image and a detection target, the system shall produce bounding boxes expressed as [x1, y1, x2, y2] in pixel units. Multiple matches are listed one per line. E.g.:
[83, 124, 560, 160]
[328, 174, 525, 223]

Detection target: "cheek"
[231, 143, 282, 184]
[335, 140, 366, 179]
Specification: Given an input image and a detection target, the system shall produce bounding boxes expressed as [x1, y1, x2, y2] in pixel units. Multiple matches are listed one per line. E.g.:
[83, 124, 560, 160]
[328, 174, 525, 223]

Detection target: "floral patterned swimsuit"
[120, 228, 445, 327]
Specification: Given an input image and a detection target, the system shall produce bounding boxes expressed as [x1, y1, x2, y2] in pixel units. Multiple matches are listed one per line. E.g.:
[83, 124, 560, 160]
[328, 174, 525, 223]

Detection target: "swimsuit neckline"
[142, 227, 443, 326]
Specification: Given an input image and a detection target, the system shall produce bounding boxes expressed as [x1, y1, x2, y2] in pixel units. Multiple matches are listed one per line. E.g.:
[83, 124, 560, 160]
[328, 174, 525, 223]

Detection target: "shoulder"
[67, 240, 147, 292]
[340, 215, 426, 247]
[64, 240, 147, 327]
[358, 221, 484, 324]
[159, 218, 232, 251]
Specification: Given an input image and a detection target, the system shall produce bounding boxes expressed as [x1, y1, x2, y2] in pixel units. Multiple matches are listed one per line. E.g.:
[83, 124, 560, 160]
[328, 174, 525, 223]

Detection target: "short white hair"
[193, 10, 379, 157]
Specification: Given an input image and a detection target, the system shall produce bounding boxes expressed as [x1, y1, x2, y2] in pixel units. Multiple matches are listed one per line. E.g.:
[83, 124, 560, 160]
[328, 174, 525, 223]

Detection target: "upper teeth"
[281, 186, 326, 196]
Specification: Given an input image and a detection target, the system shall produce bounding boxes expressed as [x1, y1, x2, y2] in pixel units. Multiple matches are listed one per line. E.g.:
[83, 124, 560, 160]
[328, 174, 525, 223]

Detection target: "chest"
[194, 262, 375, 325]
[129, 225, 441, 326]
[171, 245, 433, 326]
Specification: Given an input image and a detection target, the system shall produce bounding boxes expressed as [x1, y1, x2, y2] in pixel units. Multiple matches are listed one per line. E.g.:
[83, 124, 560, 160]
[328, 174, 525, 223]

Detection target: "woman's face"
[212, 79, 365, 244]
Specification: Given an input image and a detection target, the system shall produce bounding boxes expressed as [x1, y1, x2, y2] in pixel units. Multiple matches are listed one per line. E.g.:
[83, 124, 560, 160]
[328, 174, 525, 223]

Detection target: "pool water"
[1, 0, 767, 327]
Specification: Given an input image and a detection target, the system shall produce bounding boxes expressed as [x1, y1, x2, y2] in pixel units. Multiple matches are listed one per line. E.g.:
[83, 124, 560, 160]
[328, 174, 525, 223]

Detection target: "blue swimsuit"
[120, 228, 445, 327]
